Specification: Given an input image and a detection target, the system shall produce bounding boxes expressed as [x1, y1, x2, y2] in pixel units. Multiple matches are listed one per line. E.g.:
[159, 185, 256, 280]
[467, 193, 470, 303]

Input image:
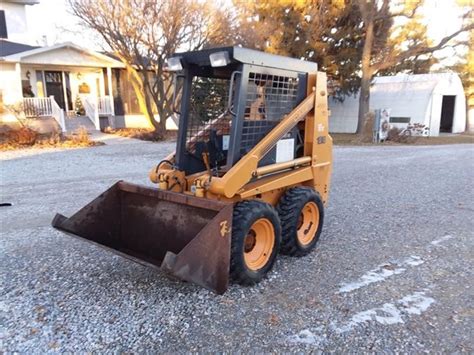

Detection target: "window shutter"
[0, 10, 7, 39]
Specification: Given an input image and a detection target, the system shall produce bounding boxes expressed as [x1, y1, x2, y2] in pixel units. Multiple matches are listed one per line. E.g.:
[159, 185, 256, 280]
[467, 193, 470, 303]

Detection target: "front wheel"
[230, 200, 281, 285]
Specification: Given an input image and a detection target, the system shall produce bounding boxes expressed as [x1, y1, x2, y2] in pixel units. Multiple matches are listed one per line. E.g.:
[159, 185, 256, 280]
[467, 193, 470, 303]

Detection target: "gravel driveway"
[1, 137, 473, 352]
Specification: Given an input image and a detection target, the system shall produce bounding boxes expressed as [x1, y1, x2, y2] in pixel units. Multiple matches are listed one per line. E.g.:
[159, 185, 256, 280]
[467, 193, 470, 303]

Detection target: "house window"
[390, 116, 411, 124]
[36, 71, 45, 97]
[45, 71, 62, 83]
[0, 10, 7, 39]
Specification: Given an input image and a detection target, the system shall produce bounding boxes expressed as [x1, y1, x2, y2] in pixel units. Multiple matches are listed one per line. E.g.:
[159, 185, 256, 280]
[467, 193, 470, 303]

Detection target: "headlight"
[209, 51, 230, 67]
[166, 57, 183, 71]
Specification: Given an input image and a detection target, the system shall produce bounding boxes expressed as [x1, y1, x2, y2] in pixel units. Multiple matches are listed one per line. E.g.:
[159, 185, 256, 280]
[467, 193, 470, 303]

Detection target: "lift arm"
[208, 91, 316, 198]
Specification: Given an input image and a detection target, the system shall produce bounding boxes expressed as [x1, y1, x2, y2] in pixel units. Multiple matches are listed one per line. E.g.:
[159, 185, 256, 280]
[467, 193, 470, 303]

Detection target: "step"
[65, 116, 97, 132]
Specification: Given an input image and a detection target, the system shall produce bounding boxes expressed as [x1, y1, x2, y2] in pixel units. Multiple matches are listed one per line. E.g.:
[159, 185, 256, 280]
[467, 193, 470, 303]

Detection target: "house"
[329, 73, 467, 136]
[0, 0, 171, 132]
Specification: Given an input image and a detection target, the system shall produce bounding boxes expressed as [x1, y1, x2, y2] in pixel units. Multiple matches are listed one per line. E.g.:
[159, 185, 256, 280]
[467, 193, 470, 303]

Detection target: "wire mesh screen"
[240, 72, 299, 154]
[185, 76, 231, 155]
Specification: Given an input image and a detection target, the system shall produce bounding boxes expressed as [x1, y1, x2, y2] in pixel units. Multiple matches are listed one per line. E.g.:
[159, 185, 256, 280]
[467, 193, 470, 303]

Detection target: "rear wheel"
[230, 200, 281, 285]
[277, 187, 324, 256]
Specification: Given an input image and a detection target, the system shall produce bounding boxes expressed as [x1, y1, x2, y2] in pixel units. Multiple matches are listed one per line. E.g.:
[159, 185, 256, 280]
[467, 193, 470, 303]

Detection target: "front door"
[45, 71, 66, 109]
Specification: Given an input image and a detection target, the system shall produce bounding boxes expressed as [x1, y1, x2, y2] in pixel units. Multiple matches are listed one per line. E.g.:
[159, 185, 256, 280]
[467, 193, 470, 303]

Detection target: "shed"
[329, 73, 466, 136]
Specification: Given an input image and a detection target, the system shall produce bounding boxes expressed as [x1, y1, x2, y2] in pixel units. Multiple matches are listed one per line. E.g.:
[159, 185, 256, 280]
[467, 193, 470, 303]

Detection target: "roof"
[2, 0, 40, 5]
[0, 39, 39, 57]
[1, 42, 125, 68]
[172, 46, 318, 74]
[371, 73, 463, 97]
[373, 73, 460, 85]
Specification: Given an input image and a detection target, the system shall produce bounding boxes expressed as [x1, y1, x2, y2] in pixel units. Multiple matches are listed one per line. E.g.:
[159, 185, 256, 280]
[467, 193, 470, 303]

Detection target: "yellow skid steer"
[52, 47, 332, 294]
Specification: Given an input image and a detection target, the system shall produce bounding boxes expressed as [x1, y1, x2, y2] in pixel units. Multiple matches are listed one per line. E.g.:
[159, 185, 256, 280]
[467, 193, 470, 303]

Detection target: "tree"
[69, 0, 232, 137]
[235, 0, 473, 134]
[377, 19, 438, 76]
[355, 0, 474, 133]
[446, 29, 473, 131]
[450, 0, 474, 132]
[234, 0, 366, 99]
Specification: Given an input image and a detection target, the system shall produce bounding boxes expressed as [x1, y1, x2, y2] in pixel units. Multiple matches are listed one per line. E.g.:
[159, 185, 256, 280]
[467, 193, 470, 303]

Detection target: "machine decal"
[220, 220, 230, 237]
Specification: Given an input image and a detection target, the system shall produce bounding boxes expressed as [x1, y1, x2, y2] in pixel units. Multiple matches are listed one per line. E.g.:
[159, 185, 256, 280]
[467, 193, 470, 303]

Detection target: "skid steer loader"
[52, 47, 332, 294]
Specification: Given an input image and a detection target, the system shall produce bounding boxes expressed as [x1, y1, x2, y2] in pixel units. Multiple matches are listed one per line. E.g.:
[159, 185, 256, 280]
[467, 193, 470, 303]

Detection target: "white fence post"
[59, 109, 66, 132]
[93, 96, 100, 130]
[109, 95, 115, 116]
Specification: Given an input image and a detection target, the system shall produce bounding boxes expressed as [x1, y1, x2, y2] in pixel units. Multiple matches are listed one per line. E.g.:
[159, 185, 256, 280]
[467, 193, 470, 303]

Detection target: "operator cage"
[167, 46, 318, 175]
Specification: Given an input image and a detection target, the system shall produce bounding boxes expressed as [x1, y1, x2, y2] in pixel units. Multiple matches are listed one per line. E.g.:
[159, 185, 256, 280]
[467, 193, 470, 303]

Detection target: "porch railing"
[23, 97, 53, 117]
[83, 96, 100, 130]
[50, 97, 66, 133]
[22, 96, 66, 132]
[97, 95, 114, 115]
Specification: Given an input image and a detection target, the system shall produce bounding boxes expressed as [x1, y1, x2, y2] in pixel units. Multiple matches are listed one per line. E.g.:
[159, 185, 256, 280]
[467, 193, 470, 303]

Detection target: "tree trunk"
[144, 69, 170, 138]
[357, 18, 374, 134]
[156, 104, 167, 134]
[467, 104, 474, 133]
[151, 70, 172, 136]
[126, 66, 160, 133]
[357, 72, 372, 134]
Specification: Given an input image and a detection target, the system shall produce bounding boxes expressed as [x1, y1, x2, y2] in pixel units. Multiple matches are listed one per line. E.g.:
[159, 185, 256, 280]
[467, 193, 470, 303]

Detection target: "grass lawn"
[331, 133, 474, 146]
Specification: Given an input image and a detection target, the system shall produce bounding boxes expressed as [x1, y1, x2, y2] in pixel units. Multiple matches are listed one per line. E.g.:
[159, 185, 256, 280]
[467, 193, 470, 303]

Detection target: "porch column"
[14, 63, 23, 103]
[61, 71, 69, 113]
[106, 66, 115, 115]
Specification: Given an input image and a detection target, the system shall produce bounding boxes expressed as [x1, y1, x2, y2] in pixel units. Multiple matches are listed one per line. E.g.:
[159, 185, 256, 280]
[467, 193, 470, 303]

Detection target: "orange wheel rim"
[244, 218, 275, 271]
[297, 202, 319, 246]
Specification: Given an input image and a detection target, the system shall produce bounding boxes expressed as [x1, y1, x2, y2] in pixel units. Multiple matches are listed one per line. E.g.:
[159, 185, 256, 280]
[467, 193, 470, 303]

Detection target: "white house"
[0, 0, 173, 132]
[329, 73, 466, 136]
[0, 39, 128, 131]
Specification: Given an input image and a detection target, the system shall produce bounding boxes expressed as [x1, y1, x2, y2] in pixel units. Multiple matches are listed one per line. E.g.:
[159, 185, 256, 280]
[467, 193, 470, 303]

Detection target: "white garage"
[329, 73, 466, 136]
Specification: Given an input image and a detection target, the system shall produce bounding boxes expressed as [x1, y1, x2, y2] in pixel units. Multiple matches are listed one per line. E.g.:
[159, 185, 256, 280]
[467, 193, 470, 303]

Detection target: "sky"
[25, 0, 469, 63]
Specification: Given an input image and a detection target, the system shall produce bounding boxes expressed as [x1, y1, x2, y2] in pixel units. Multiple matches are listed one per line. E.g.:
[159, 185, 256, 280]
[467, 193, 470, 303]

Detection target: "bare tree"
[355, 0, 473, 134]
[69, 0, 233, 136]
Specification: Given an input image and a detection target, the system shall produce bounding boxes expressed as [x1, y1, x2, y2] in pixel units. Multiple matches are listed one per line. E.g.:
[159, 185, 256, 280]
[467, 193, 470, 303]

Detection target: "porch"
[22, 95, 114, 132]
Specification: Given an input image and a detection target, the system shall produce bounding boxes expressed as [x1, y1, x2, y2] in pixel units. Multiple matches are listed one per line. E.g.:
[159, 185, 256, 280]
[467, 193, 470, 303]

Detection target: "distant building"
[329, 73, 466, 136]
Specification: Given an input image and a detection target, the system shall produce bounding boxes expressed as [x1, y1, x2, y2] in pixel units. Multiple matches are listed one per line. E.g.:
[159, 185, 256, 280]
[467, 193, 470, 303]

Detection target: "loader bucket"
[52, 181, 233, 294]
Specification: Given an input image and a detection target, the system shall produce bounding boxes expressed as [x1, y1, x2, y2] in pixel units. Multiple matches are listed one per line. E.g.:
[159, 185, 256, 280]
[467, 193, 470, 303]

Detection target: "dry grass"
[332, 132, 474, 146]
[103, 127, 177, 142]
[409, 134, 474, 145]
[332, 113, 474, 146]
[386, 127, 420, 144]
[0, 126, 103, 151]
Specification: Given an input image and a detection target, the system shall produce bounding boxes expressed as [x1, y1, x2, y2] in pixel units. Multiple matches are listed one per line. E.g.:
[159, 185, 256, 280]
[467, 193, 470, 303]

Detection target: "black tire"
[277, 187, 324, 256]
[230, 200, 281, 285]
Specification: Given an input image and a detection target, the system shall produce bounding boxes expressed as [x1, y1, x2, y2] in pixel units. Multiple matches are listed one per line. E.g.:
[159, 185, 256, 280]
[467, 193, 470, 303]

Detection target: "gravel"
[1, 137, 473, 352]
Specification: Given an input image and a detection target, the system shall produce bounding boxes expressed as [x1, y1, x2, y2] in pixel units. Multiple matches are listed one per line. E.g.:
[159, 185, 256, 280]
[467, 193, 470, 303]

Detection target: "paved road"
[1, 139, 473, 352]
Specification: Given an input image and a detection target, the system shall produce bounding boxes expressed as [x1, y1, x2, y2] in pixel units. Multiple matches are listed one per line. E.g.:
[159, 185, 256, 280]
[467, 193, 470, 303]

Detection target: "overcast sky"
[25, 0, 468, 63]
